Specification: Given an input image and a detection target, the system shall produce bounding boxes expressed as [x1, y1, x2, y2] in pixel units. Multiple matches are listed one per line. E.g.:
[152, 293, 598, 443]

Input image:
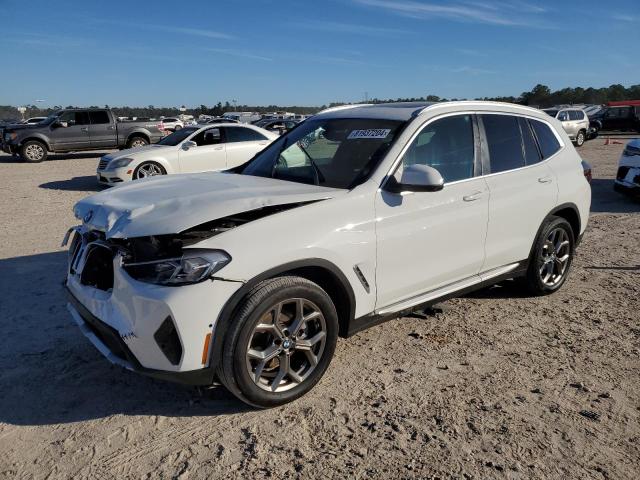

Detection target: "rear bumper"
[66, 287, 215, 385]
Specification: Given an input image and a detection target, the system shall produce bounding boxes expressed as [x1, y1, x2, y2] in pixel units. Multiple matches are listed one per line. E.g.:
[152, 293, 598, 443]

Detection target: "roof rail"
[316, 104, 373, 115]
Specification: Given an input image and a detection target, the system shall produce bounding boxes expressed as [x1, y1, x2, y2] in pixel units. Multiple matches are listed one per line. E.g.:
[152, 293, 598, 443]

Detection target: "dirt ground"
[0, 139, 639, 480]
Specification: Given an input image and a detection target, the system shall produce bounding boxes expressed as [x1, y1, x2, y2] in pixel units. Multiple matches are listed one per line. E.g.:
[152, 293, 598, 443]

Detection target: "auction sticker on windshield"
[347, 129, 391, 139]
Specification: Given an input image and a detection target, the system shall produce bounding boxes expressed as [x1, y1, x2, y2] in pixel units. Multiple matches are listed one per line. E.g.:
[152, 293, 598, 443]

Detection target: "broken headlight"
[123, 250, 231, 286]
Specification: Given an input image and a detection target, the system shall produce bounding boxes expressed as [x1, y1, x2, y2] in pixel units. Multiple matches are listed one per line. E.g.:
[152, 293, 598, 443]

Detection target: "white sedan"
[97, 123, 278, 186]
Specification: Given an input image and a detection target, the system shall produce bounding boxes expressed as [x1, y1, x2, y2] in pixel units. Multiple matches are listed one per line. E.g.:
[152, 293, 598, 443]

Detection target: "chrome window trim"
[380, 110, 565, 190]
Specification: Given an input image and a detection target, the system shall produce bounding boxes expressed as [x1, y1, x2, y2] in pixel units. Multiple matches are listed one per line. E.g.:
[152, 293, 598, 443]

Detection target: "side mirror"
[182, 140, 197, 150]
[55, 120, 68, 128]
[385, 164, 444, 193]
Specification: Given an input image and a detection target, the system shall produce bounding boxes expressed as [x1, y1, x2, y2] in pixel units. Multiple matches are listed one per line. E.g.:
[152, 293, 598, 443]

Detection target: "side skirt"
[345, 262, 528, 337]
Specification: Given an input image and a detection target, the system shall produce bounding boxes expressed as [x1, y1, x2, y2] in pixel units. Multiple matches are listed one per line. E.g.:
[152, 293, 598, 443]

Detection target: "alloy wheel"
[25, 144, 44, 161]
[136, 163, 163, 178]
[131, 139, 146, 148]
[539, 227, 571, 287]
[245, 298, 327, 393]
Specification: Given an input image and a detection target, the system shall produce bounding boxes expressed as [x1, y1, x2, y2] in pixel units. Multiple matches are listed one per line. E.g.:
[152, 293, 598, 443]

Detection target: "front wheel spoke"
[289, 299, 306, 335]
[255, 322, 283, 339]
[247, 344, 279, 361]
[304, 349, 318, 367]
[270, 354, 289, 391]
[556, 239, 569, 254]
[557, 253, 570, 264]
[296, 331, 326, 351]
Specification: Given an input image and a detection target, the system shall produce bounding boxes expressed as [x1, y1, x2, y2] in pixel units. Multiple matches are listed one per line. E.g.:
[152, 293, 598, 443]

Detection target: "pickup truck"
[590, 105, 640, 134]
[1, 108, 165, 162]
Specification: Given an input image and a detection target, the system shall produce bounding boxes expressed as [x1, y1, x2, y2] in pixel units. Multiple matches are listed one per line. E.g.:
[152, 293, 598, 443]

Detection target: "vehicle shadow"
[0, 251, 250, 426]
[463, 279, 530, 300]
[590, 178, 640, 213]
[46, 151, 113, 161]
[39, 176, 106, 192]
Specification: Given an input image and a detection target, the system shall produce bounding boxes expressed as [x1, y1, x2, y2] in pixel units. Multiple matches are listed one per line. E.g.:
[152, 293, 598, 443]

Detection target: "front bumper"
[614, 165, 640, 197]
[65, 234, 243, 384]
[96, 167, 130, 186]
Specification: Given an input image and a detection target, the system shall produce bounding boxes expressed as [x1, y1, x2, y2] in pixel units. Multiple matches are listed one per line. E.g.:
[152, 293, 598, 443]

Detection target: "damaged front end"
[64, 202, 316, 290]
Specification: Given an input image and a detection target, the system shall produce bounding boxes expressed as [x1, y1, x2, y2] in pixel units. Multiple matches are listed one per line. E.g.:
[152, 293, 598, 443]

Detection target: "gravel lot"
[0, 139, 639, 479]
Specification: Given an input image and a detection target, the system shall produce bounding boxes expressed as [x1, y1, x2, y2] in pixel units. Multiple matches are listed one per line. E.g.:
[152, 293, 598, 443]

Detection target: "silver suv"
[543, 108, 590, 147]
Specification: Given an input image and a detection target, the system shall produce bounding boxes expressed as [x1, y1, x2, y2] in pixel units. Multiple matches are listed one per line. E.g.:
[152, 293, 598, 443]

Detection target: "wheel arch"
[20, 136, 51, 151]
[209, 258, 356, 375]
[528, 203, 581, 260]
[127, 131, 150, 144]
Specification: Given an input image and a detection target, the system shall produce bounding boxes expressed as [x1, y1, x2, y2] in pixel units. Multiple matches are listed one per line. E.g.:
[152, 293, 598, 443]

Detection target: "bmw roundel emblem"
[83, 210, 94, 223]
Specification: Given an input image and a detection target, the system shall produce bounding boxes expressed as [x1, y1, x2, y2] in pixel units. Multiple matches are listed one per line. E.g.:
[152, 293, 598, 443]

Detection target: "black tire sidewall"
[20, 141, 47, 162]
[223, 278, 339, 408]
[526, 216, 575, 295]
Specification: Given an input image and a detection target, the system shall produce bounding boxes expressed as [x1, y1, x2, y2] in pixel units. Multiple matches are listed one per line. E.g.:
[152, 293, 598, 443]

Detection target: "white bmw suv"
[64, 102, 591, 408]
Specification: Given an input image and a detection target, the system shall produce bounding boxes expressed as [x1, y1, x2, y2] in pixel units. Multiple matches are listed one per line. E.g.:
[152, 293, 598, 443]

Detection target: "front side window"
[192, 128, 222, 146]
[59, 111, 90, 126]
[399, 115, 475, 183]
[530, 119, 561, 159]
[557, 111, 570, 121]
[481, 114, 525, 173]
[242, 118, 405, 188]
[225, 127, 267, 143]
[89, 111, 110, 124]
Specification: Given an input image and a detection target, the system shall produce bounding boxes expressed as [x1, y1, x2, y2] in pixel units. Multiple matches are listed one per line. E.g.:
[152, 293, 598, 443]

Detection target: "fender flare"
[207, 258, 356, 379]
[19, 135, 51, 151]
[527, 202, 582, 262]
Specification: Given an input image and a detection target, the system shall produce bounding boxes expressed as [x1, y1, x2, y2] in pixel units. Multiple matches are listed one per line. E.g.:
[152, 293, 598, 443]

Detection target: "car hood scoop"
[74, 172, 343, 239]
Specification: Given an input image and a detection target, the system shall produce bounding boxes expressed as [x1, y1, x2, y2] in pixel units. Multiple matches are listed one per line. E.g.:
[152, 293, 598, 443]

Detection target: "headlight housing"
[623, 146, 639, 157]
[4, 132, 17, 141]
[123, 250, 231, 286]
[108, 157, 134, 169]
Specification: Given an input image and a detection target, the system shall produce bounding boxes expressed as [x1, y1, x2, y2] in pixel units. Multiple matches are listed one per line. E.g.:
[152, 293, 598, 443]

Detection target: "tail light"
[584, 168, 592, 183]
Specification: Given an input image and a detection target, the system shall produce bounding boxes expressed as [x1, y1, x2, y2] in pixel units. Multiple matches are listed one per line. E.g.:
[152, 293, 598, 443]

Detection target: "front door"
[89, 110, 117, 148]
[52, 111, 91, 151]
[375, 114, 488, 308]
[177, 127, 227, 173]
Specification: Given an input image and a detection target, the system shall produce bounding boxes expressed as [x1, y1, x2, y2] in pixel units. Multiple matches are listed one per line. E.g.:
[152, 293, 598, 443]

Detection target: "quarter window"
[530, 119, 561, 159]
[557, 111, 569, 121]
[400, 115, 475, 182]
[481, 114, 525, 173]
[519, 118, 542, 165]
[225, 127, 267, 143]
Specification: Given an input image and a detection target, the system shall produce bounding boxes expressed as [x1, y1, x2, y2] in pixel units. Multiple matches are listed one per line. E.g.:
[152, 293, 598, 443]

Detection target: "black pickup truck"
[590, 105, 640, 134]
[1, 108, 165, 162]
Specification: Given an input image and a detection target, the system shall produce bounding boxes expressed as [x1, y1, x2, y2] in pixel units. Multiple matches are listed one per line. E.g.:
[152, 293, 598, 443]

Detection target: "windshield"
[543, 109, 558, 118]
[241, 118, 405, 189]
[157, 127, 198, 146]
[40, 110, 63, 125]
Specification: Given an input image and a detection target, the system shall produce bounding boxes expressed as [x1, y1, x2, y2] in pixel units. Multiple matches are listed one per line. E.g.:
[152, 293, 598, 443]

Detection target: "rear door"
[89, 110, 117, 148]
[177, 127, 227, 172]
[223, 126, 271, 168]
[52, 111, 91, 150]
[480, 114, 558, 271]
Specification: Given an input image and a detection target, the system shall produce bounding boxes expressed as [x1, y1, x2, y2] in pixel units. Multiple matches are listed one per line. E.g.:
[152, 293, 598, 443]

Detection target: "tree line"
[2, 83, 639, 121]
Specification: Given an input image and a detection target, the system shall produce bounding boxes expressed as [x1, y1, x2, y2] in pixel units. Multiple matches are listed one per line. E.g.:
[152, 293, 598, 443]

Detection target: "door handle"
[538, 176, 553, 184]
[80, 127, 89, 132]
[107, 126, 115, 130]
[214, 146, 223, 150]
[463, 191, 483, 202]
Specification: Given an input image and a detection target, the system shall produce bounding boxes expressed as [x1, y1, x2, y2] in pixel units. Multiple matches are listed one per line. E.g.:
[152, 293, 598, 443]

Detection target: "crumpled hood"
[74, 172, 343, 238]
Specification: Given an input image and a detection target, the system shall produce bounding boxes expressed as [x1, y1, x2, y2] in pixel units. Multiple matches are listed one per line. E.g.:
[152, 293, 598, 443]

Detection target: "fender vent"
[154, 317, 183, 365]
[353, 265, 370, 293]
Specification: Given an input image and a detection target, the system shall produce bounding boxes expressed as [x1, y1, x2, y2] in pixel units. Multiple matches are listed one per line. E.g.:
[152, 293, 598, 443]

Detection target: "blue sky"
[1, 0, 638, 107]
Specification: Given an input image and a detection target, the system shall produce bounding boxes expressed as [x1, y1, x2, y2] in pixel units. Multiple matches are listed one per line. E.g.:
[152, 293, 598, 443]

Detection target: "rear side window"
[89, 111, 110, 124]
[519, 118, 541, 165]
[481, 114, 525, 173]
[401, 114, 475, 182]
[225, 127, 267, 143]
[530, 119, 561, 159]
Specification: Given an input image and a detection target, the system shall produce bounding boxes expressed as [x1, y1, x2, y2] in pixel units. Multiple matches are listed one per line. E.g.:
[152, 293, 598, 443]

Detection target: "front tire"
[522, 216, 575, 295]
[20, 140, 47, 162]
[133, 161, 166, 180]
[218, 276, 339, 408]
[574, 130, 586, 147]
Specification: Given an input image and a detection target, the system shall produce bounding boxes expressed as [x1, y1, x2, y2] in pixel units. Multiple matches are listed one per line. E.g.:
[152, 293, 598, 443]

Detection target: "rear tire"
[174, 125, 182, 131]
[126, 136, 149, 149]
[574, 130, 586, 147]
[218, 276, 339, 408]
[521, 216, 575, 296]
[20, 140, 47, 162]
